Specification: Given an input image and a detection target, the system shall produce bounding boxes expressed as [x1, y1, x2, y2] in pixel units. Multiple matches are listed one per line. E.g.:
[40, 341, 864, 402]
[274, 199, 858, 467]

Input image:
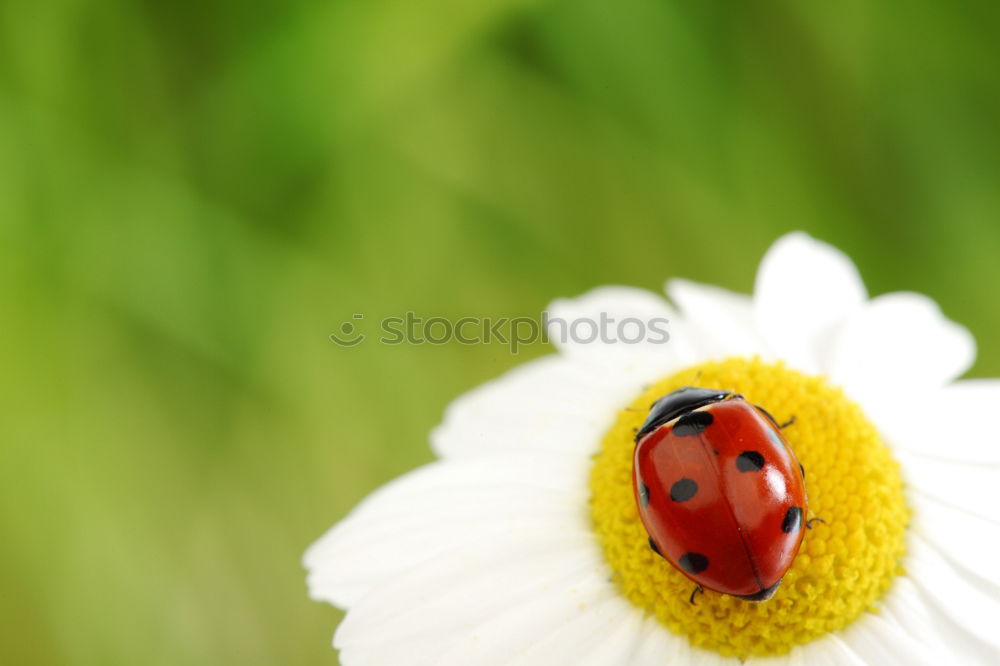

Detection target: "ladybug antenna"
[720, 387, 743, 401]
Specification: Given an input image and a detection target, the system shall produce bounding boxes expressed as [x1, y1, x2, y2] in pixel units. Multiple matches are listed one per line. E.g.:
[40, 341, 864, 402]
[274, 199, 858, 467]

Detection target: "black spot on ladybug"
[782, 506, 803, 533]
[799, 463, 805, 479]
[673, 411, 713, 437]
[639, 482, 650, 507]
[670, 478, 698, 502]
[678, 552, 709, 574]
[648, 537, 662, 556]
[736, 451, 765, 472]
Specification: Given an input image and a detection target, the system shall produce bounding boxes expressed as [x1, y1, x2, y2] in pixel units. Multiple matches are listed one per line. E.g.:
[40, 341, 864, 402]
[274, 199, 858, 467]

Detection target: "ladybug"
[633, 387, 816, 603]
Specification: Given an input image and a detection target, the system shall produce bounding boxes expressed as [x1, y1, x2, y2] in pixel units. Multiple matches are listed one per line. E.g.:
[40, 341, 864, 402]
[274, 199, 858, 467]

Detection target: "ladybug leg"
[806, 517, 825, 529]
[779, 415, 797, 429]
[689, 584, 705, 605]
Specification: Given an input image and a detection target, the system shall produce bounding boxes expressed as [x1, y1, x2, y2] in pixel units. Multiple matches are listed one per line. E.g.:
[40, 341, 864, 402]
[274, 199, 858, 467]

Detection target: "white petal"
[432, 353, 648, 460]
[875, 381, 1000, 464]
[544, 286, 697, 368]
[627, 618, 688, 665]
[911, 493, 1000, 588]
[753, 232, 868, 373]
[501, 595, 646, 666]
[827, 292, 975, 410]
[896, 451, 1000, 523]
[620, 617, 735, 666]
[907, 536, 1000, 655]
[881, 577, 997, 665]
[567, 613, 728, 666]
[334, 542, 594, 665]
[776, 634, 866, 666]
[833, 610, 939, 666]
[334, 534, 619, 666]
[667, 278, 770, 361]
[304, 452, 589, 607]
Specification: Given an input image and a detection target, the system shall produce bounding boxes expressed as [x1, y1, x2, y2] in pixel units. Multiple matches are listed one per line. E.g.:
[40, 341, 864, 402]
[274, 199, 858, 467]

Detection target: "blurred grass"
[2, 1, 1000, 664]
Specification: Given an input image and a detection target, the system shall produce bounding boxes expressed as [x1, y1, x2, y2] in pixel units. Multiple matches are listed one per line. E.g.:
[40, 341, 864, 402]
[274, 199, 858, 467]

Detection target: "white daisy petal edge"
[306, 232, 1000, 665]
[543, 285, 693, 366]
[753, 231, 868, 374]
[667, 279, 769, 361]
[431, 354, 650, 461]
[827, 292, 975, 415]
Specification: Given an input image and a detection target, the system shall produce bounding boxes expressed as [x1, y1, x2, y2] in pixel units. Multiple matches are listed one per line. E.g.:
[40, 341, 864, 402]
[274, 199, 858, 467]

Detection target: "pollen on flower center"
[589, 358, 909, 658]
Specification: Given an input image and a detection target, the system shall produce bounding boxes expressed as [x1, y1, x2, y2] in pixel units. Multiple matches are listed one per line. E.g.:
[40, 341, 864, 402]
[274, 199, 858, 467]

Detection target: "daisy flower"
[304, 233, 1000, 665]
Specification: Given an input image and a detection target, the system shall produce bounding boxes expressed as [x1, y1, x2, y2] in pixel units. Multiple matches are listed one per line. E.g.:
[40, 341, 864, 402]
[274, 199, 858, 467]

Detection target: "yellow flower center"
[589, 358, 909, 658]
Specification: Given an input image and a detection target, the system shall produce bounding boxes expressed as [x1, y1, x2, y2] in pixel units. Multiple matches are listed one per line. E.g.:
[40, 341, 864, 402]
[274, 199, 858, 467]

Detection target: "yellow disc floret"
[589, 358, 909, 658]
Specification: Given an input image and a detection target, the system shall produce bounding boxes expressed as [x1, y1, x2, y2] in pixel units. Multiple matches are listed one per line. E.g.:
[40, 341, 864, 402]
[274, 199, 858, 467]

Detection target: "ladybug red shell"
[633, 387, 808, 602]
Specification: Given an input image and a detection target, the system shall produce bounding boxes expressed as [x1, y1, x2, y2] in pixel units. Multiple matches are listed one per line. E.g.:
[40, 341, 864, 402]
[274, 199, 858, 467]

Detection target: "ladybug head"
[635, 387, 734, 442]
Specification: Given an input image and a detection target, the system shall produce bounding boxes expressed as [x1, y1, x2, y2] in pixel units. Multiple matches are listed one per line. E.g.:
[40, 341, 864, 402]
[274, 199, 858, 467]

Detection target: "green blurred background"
[2, 1, 999, 664]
